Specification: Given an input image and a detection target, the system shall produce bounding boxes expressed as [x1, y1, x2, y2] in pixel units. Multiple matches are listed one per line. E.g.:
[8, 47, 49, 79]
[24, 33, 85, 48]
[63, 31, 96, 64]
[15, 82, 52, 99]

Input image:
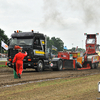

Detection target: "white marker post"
[98, 81, 100, 93]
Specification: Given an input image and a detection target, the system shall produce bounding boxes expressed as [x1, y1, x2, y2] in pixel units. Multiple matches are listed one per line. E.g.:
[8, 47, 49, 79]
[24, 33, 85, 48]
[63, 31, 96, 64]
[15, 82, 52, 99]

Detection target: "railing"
[0, 58, 7, 61]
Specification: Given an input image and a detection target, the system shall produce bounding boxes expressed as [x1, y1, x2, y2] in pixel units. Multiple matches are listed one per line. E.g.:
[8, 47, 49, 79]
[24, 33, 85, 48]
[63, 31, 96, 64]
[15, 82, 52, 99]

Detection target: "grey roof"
[11, 32, 43, 38]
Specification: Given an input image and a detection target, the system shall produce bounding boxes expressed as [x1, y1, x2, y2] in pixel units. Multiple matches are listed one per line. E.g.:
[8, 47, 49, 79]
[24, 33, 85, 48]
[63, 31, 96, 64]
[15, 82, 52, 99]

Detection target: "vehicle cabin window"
[34, 38, 40, 46]
[87, 39, 95, 44]
[34, 37, 42, 50]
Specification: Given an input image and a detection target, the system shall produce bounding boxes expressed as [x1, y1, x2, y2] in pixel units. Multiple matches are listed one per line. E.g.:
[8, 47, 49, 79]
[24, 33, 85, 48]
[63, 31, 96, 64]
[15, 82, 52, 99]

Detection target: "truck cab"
[85, 33, 99, 55]
[83, 33, 99, 69]
[7, 30, 46, 71]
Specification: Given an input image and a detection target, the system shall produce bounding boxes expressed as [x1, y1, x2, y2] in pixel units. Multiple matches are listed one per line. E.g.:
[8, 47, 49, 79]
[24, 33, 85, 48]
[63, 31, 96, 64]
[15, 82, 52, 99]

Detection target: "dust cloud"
[42, 0, 100, 28]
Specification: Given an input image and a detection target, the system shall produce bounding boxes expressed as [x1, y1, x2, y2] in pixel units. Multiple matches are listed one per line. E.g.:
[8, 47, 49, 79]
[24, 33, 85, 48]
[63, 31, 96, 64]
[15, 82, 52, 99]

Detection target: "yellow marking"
[94, 56, 99, 60]
[77, 57, 82, 64]
[73, 54, 77, 57]
[42, 41, 45, 44]
[35, 51, 45, 54]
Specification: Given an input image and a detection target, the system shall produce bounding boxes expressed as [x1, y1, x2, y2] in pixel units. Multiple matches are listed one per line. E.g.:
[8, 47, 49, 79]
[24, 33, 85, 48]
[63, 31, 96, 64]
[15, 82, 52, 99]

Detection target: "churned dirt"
[0, 62, 100, 100]
[0, 61, 100, 87]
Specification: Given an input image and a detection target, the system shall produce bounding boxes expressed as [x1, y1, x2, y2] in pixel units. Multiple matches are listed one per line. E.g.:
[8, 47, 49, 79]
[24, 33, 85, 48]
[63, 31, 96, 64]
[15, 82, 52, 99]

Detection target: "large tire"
[94, 63, 98, 69]
[91, 63, 95, 69]
[36, 60, 43, 72]
[57, 60, 63, 71]
[52, 60, 63, 71]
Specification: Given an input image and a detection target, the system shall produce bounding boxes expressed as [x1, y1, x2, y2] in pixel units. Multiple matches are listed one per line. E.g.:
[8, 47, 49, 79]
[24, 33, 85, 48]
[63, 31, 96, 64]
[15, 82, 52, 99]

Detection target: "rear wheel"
[36, 60, 43, 72]
[95, 63, 98, 69]
[91, 63, 95, 69]
[57, 60, 63, 71]
[52, 60, 63, 71]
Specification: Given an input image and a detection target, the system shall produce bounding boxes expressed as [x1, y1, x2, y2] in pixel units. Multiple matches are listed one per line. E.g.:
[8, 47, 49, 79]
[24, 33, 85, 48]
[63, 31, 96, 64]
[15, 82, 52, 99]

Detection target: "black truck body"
[7, 31, 62, 72]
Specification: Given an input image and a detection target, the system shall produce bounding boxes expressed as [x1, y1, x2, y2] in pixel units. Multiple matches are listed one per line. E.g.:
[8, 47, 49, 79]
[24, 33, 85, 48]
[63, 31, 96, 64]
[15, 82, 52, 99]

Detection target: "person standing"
[12, 49, 27, 78]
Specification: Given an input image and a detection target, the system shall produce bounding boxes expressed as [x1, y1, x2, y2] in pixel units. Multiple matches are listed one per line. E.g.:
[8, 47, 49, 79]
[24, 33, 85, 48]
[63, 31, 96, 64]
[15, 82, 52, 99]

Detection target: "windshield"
[10, 38, 33, 45]
[87, 39, 95, 44]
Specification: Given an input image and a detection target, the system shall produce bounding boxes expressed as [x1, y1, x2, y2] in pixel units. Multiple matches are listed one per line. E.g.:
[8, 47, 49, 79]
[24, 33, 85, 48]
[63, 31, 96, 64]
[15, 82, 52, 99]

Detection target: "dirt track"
[0, 63, 100, 87]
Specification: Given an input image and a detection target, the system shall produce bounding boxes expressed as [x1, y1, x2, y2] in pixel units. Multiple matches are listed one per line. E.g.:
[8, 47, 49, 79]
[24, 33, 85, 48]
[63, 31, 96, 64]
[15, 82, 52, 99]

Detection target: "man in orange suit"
[12, 49, 27, 78]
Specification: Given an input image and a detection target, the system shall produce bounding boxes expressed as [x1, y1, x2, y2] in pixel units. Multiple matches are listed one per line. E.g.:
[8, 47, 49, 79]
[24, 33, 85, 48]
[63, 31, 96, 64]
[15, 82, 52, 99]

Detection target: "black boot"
[18, 73, 21, 78]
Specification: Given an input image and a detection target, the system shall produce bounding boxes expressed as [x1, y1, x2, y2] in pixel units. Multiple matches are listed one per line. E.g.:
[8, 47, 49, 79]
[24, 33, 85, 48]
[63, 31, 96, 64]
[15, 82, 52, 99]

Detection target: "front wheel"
[36, 60, 43, 72]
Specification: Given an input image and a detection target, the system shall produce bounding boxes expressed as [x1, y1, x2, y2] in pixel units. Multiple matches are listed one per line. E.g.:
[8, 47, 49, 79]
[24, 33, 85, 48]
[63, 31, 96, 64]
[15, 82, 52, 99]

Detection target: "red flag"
[75, 46, 78, 51]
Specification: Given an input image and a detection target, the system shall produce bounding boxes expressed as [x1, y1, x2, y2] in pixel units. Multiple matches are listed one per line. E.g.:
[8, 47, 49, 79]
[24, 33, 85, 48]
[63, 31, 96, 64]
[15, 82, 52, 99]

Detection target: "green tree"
[0, 28, 9, 53]
[47, 36, 64, 54]
[47, 37, 54, 49]
[67, 47, 85, 53]
[77, 48, 85, 53]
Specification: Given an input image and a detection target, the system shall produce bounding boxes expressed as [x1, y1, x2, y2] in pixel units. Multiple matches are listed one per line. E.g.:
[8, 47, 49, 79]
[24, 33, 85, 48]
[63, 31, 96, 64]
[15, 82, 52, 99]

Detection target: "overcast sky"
[1, 0, 100, 49]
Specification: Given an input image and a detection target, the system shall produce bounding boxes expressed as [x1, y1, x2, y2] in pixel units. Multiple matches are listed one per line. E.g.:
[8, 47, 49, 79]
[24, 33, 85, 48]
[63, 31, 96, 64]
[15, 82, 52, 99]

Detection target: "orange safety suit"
[12, 52, 27, 75]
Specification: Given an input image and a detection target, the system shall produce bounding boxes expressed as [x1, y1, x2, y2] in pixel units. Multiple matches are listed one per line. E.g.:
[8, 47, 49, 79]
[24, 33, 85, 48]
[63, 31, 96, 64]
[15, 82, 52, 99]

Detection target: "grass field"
[0, 65, 7, 67]
[0, 74, 100, 100]
[0, 61, 7, 67]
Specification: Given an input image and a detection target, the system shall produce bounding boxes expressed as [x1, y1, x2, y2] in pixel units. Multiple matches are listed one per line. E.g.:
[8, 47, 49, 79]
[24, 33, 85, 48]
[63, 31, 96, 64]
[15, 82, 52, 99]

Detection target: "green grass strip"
[0, 65, 7, 67]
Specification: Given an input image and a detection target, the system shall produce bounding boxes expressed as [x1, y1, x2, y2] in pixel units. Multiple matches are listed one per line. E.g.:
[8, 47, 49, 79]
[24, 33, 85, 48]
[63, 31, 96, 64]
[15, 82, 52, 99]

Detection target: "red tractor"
[58, 33, 100, 70]
[81, 33, 100, 69]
